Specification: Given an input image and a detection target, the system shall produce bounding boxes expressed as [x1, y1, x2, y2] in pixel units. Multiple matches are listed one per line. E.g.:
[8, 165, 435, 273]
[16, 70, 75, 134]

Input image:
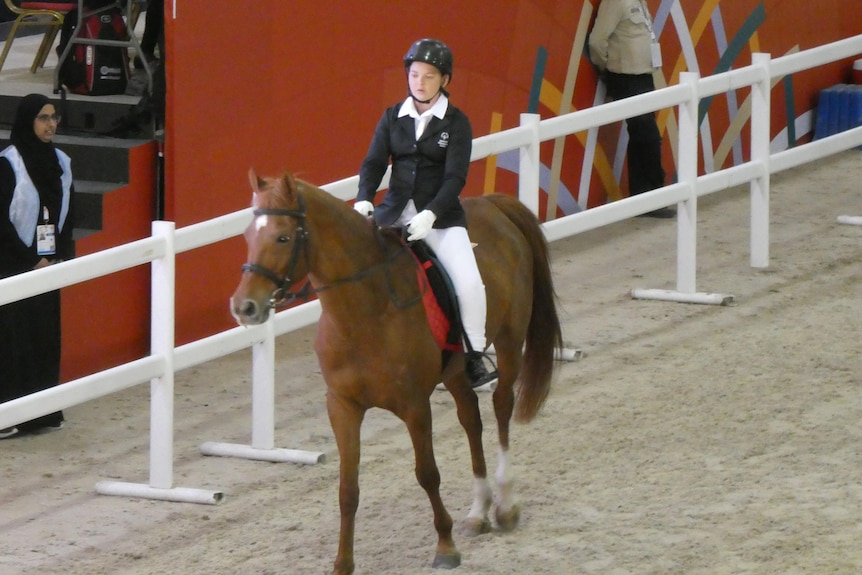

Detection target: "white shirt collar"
[398, 94, 449, 120]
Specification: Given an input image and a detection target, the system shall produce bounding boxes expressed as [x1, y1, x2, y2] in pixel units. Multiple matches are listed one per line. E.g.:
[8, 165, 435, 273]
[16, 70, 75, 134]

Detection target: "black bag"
[59, 6, 130, 96]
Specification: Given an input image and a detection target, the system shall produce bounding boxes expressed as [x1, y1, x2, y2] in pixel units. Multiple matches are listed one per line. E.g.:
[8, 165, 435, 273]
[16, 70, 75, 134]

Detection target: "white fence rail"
[2, 36, 862, 503]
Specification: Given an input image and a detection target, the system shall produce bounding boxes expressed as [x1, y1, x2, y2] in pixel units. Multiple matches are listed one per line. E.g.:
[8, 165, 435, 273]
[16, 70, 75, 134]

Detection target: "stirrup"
[434, 351, 498, 393]
[465, 351, 498, 392]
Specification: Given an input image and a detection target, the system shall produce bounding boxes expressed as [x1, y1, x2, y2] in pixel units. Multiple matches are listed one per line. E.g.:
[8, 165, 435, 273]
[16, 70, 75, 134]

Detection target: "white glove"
[354, 200, 374, 217]
[407, 209, 437, 241]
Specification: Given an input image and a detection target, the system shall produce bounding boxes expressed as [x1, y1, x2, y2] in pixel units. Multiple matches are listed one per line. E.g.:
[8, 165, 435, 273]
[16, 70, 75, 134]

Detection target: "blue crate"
[814, 84, 862, 140]
[837, 85, 852, 133]
[850, 85, 862, 129]
[814, 87, 832, 140]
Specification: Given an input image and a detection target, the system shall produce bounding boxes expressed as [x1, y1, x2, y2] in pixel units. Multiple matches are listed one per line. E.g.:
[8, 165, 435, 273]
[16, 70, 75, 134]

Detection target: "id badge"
[651, 41, 663, 68]
[36, 223, 56, 256]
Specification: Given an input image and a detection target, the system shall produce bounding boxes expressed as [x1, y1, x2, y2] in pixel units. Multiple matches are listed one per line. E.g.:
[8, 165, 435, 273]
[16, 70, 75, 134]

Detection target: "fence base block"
[631, 288, 735, 306]
[95, 481, 225, 504]
[486, 345, 584, 362]
[837, 215, 862, 226]
[200, 441, 325, 465]
[554, 347, 584, 362]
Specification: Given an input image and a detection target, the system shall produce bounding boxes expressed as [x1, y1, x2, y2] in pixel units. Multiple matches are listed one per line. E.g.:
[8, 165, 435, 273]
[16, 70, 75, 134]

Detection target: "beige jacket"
[588, 0, 656, 74]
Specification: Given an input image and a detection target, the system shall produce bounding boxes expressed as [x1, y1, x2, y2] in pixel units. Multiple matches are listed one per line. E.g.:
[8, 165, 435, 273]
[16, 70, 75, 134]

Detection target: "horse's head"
[230, 168, 309, 325]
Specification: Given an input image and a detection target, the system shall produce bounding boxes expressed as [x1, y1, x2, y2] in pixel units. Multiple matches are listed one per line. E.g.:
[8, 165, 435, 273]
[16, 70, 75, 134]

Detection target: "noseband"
[241, 194, 309, 306]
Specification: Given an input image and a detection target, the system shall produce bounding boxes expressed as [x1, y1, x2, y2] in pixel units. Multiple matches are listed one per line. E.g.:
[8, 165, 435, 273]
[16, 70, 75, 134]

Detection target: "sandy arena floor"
[1, 150, 860, 575]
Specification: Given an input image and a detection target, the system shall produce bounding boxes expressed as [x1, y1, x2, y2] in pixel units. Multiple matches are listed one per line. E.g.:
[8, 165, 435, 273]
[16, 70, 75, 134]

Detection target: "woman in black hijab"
[0, 93, 75, 439]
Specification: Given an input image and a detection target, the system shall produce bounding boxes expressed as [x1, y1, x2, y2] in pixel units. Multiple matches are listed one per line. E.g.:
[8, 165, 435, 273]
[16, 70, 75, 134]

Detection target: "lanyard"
[638, 0, 657, 41]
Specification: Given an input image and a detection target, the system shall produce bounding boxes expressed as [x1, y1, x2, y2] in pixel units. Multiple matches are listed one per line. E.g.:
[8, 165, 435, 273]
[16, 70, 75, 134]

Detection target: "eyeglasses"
[36, 114, 62, 124]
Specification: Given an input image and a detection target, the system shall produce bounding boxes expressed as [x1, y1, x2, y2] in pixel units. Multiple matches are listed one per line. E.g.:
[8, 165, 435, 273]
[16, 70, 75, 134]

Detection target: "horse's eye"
[277, 235, 290, 244]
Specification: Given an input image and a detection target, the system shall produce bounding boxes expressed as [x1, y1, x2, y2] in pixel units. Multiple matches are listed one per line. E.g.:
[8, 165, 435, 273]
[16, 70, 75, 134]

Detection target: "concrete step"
[73, 179, 120, 231]
[1, 130, 149, 238]
[1, 129, 148, 183]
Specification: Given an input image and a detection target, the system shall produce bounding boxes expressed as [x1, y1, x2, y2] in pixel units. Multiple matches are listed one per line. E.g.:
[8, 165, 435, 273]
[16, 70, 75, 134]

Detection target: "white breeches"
[397, 201, 488, 352]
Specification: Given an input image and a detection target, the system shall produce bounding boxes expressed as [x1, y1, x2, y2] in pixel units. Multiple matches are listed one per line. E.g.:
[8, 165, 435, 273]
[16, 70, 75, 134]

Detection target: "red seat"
[0, 0, 78, 74]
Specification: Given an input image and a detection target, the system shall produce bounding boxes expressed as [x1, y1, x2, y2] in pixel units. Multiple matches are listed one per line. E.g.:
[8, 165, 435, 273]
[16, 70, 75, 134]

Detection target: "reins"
[241, 193, 423, 309]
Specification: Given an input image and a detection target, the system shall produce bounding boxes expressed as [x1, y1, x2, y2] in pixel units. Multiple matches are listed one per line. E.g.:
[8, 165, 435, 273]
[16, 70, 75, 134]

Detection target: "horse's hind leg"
[447, 375, 494, 536]
[491, 351, 522, 532]
[491, 443, 521, 531]
[403, 402, 461, 569]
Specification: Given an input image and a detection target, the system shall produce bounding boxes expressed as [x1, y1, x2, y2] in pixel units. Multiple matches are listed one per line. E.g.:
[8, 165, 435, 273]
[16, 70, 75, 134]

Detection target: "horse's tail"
[485, 195, 563, 423]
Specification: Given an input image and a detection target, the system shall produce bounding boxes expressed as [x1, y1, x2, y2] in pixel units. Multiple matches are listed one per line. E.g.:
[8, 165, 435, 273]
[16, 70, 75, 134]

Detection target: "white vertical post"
[750, 52, 772, 268]
[518, 113, 542, 216]
[198, 305, 324, 465]
[149, 220, 176, 489]
[251, 311, 276, 450]
[95, 222, 224, 503]
[676, 72, 700, 294]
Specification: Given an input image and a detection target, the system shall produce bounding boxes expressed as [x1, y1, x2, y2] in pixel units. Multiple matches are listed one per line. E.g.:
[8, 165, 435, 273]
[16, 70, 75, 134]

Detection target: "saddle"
[407, 240, 463, 355]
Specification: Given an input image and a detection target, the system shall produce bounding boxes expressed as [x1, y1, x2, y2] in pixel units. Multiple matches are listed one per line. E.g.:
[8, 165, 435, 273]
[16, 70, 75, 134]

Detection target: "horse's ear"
[248, 167, 266, 192]
[282, 170, 297, 193]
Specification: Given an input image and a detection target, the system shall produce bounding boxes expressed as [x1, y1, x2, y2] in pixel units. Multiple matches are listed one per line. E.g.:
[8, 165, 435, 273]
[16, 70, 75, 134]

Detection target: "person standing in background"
[589, 0, 674, 218]
[0, 94, 75, 439]
[135, 0, 164, 70]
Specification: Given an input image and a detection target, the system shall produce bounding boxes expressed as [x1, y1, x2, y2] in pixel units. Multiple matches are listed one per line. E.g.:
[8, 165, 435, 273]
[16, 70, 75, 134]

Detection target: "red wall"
[61, 143, 156, 381]
[157, 0, 862, 347]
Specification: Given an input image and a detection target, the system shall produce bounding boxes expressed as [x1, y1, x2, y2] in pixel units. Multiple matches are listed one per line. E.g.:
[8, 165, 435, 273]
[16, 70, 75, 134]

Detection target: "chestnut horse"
[230, 169, 563, 575]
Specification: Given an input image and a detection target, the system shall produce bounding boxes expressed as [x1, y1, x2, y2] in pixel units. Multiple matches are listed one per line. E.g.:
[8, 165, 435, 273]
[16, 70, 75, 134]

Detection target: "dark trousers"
[140, 0, 164, 57]
[605, 72, 666, 195]
[0, 291, 64, 431]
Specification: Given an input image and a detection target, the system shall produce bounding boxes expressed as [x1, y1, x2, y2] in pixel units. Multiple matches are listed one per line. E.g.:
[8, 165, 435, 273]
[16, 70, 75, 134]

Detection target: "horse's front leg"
[404, 402, 461, 569]
[447, 373, 493, 537]
[326, 391, 366, 575]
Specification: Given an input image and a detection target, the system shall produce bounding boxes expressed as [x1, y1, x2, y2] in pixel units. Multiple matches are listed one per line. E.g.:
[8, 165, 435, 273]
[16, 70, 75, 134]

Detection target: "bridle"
[241, 195, 310, 307]
[240, 194, 422, 309]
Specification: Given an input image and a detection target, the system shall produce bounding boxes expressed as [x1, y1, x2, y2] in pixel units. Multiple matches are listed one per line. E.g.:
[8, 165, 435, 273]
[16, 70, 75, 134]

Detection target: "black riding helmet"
[403, 38, 453, 79]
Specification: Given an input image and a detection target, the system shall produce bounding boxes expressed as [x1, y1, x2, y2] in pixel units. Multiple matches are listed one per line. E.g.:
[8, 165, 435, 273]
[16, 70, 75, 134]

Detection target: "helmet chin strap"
[409, 87, 441, 105]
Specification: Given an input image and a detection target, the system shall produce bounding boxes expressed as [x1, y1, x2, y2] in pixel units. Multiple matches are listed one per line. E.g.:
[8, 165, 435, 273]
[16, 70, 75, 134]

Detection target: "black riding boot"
[465, 351, 498, 391]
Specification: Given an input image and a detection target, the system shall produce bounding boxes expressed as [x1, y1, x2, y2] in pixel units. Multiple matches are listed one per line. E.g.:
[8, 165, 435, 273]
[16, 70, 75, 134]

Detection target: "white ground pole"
[200, 309, 325, 465]
[631, 71, 735, 306]
[486, 345, 583, 362]
[435, 344, 582, 392]
[837, 215, 862, 226]
[96, 222, 225, 504]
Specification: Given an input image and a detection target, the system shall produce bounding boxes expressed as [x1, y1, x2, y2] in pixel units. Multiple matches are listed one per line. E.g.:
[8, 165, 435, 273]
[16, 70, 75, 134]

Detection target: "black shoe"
[465, 351, 498, 392]
[637, 207, 676, 219]
[33, 421, 64, 434]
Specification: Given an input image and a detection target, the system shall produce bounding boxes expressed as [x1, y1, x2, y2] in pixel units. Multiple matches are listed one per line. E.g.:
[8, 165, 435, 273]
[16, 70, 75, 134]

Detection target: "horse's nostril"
[231, 297, 260, 324]
[241, 300, 258, 318]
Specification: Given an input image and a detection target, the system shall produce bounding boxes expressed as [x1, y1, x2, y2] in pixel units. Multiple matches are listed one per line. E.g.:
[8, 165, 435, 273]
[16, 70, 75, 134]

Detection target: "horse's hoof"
[330, 563, 354, 575]
[459, 517, 491, 537]
[431, 550, 462, 570]
[495, 504, 521, 532]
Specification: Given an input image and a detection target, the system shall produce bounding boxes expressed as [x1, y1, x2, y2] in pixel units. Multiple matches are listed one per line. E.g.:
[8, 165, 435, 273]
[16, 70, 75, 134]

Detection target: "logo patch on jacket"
[438, 132, 450, 148]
